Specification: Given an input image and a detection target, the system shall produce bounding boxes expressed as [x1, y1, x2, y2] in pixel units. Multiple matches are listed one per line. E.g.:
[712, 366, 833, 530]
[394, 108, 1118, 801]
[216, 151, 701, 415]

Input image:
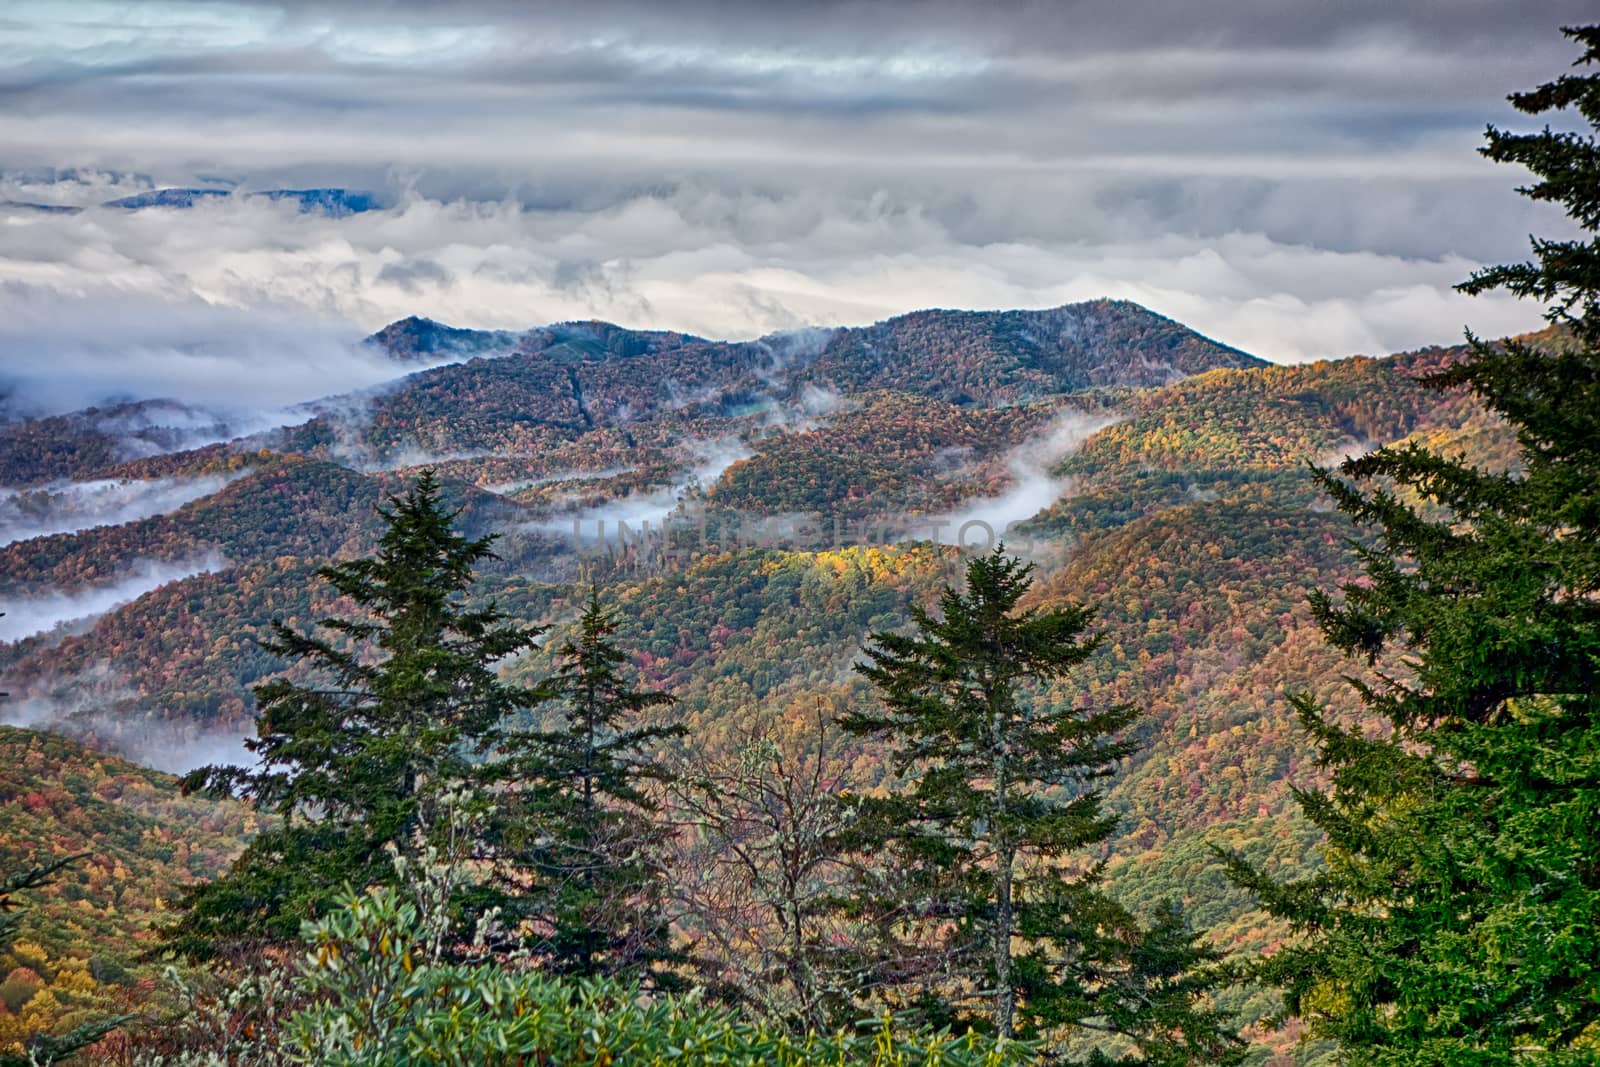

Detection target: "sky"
[0, 0, 1590, 415]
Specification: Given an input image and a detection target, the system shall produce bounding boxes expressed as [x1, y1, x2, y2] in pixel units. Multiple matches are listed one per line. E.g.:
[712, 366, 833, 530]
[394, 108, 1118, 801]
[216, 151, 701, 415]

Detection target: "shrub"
[286, 885, 1037, 1067]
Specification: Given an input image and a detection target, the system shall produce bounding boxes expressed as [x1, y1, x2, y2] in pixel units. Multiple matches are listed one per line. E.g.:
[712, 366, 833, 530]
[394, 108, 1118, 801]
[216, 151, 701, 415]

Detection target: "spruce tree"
[842, 549, 1240, 1063]
[164, 471, 544, 958]
[492, 588, 684, 982]
[1225, 25, 1600, 1065]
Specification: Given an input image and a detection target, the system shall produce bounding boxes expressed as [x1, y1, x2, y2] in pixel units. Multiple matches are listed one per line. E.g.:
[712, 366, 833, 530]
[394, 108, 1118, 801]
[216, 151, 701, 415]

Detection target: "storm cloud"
[0, 0, 1586, 402]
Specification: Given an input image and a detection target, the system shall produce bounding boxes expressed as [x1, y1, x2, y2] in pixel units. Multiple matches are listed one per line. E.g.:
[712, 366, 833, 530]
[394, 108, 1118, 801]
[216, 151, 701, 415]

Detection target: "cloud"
[487, 466, 636, 495]
[0, 287, 395, 416]
[917, 409, 1121, 547]
[0, 474, 245, 545]
[0, 553, 224, 642]
[527, 438, 752, 548]
[0, 660, 254, 774]
[0, 187, 1551, 387]
[0, 0, 1580, 406]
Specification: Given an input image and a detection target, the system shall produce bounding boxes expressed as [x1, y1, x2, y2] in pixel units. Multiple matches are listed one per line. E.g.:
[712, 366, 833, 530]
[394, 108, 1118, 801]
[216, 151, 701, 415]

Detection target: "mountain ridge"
[0, 302, 1501, 1053]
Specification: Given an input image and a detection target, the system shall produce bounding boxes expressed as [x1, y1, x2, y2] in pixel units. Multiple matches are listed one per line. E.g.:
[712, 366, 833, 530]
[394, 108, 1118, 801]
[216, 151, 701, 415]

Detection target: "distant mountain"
[795, 300, 1265, 403]
[0, 200, 82, 215]
[363, 315, 519, 362]
[100, 187, 231, 209]
[252, 188, 379, 216]
[0, 399, 238, 487]
[338, 301, 1258, 458]
[5, 187, 385, 216]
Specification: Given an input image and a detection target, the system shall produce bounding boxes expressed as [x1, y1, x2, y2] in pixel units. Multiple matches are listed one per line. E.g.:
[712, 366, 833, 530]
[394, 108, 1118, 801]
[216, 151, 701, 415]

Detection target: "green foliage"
[287, 884, 1038, 1067]
[489, 588, 684, 981]
[1227, 24, 1600, 1066]
[842, 550, 1241, 1063]
[163, 472, 545, 958]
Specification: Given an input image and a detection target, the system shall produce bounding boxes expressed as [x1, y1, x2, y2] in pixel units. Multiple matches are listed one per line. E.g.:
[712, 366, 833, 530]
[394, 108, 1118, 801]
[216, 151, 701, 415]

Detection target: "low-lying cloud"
[0, 474, 243, 545]
[921, 409, 1122, 547]
[0, 660, 254, 775]
[527, 438, 752, 546]
[0, 553, 225, 642]
[0, 288, 434, 420]
[0, 190, 1551, 392]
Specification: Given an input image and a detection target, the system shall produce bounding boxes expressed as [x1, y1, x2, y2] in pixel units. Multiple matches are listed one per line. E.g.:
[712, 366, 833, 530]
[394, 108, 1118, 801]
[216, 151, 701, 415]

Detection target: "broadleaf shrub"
[287, 886, 1037, 1067]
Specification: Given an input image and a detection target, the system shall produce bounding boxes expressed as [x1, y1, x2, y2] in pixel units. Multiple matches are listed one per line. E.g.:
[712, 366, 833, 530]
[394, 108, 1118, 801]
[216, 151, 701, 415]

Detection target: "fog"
[0, 474, 243, 545]
[487, 466, 637, 495]
[0, 191, 1550, 410]
[527, 439, 753, 548]
[0, 554, 225, 642]
[0, 290, 458, 420]
[0, 661, 255, 775]
[917, 410, 1122, 548]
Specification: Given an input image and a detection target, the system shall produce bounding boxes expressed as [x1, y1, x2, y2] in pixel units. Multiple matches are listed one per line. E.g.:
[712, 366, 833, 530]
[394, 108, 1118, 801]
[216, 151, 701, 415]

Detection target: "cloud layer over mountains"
[1, 0, 1586, 415]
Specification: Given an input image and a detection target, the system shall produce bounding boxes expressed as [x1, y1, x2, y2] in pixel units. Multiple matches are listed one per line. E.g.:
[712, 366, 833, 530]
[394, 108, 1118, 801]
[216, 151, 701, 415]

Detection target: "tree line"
[141, 467, 1235, 1063]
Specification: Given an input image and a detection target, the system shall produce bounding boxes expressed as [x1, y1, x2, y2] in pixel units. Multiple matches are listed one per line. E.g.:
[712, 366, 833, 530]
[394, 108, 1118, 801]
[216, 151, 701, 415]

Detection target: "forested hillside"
[0, 726, 251, 1053]
[0, 299, 1511, 1061]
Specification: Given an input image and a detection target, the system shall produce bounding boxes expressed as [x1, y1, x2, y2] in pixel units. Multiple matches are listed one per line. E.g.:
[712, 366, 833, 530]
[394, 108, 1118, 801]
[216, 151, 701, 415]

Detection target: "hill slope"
[0, 726, 252, 1047]
[0, 302, 1505, 1061]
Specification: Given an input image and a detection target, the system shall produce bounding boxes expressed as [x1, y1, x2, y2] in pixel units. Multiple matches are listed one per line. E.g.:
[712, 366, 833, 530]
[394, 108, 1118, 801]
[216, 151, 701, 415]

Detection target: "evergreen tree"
[492, 588, 684, 982]
[1225, 25, 1600, 1065]
[841, 549, 1240, 1063]
[164, 472, 544, 958]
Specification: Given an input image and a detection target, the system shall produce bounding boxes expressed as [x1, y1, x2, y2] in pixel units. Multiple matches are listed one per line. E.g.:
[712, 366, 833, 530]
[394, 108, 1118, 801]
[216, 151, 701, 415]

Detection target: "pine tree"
[491, 588, 684, 982]
[1224, 25, 1600, 1065]
[164, 471, 544, 958]
[841, 549, 1240, 1063]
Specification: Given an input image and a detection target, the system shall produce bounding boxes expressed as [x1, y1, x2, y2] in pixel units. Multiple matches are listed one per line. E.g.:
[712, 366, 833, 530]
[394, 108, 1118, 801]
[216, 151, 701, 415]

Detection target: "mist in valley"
[0, 553, 225, 643]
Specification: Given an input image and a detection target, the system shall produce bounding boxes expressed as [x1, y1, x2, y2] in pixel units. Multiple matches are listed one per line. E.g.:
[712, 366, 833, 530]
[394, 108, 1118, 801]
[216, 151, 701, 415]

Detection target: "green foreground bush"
[283, 886, 1036, 1067]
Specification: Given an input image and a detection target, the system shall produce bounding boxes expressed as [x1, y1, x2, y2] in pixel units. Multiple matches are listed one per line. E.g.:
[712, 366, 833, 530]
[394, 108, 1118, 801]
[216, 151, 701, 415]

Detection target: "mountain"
[3, 187, 381, 216]
[0, 401, 241, 487]
[250, 188, 379, 216]
[100, 188, 231, 210]
[325, 300, 1254, 462]
[98, 187, 380, 216]
[0, 201, 81, 215]
[0, 300, 1503, 1054]
[363, 315, 518, 362]
[794, 300, 1265, 402]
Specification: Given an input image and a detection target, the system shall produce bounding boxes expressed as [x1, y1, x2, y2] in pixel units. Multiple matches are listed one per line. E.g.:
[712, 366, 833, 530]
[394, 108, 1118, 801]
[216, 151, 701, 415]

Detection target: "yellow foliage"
[20, 986, 61, 1021]
[52, 963, 98, 996]
[7, 942, 47, 972]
